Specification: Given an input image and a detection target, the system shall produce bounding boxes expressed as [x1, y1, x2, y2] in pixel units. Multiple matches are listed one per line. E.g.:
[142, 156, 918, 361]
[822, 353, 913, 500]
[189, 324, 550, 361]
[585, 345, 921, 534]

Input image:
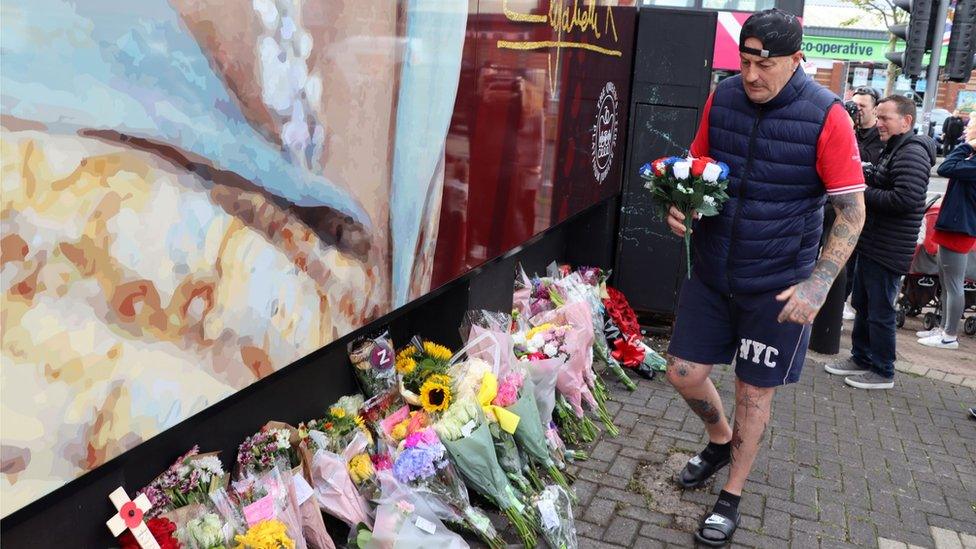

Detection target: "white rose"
[543, 343, 558, 357]
[702, 162, 722, 182]
[672, 161, 690, 179]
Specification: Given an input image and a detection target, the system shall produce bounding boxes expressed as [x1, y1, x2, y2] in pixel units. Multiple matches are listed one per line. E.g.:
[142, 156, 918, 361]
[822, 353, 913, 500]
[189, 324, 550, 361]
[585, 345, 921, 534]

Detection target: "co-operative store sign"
[800, 36, 889, 62]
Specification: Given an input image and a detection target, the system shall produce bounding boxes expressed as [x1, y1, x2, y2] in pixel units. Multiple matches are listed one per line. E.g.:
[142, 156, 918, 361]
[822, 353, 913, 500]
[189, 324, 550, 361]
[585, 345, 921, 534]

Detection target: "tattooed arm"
[775, 191, 865, 324]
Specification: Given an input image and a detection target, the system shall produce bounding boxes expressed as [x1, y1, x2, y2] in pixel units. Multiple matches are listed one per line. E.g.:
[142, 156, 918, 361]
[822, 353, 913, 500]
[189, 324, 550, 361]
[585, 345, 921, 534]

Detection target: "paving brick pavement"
[564, 352, 976, 549]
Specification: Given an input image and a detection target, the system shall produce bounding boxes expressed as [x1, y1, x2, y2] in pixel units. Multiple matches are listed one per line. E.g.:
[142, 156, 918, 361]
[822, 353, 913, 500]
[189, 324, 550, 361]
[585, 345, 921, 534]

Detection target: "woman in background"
[918, 115, 976, 349]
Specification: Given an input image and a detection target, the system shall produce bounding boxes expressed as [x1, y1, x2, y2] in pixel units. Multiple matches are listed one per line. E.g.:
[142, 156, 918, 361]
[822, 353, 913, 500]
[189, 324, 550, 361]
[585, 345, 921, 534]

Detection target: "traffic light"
[946, 0, 976, 81]
[887, 0, 937, 78]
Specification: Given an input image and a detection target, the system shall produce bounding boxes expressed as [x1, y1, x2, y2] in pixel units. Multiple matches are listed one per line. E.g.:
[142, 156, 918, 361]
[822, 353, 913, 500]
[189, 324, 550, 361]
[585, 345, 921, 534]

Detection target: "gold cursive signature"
[498, 0, 621, 56]
[498, 0, 622, 95]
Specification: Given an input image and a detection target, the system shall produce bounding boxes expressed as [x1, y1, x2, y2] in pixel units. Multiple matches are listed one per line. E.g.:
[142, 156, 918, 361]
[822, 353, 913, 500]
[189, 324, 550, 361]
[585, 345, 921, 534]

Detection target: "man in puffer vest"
[663, 9, 866, 546]
[825, 96, 936, 389]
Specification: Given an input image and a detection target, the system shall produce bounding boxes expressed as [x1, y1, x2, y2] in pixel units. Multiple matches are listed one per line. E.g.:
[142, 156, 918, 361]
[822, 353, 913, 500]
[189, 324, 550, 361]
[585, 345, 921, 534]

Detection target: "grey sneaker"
[845, 372, 894, 390]
[824, 357, 869, 376]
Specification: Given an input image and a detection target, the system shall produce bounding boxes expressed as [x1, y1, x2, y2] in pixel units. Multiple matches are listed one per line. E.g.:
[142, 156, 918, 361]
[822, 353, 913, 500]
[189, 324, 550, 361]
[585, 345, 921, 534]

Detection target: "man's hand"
[776, 192, 865, 325]
[775, 276, 831, 324]
[666, 206, 700, 237]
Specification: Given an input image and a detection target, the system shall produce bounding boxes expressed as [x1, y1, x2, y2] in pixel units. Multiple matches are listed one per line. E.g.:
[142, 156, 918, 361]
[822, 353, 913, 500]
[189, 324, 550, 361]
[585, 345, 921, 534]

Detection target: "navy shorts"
[667, 273, 812, 387]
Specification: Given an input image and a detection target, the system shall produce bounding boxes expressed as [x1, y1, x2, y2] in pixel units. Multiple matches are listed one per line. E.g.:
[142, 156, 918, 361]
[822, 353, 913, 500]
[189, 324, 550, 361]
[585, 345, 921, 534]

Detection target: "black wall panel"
[615, 7, 716, 316]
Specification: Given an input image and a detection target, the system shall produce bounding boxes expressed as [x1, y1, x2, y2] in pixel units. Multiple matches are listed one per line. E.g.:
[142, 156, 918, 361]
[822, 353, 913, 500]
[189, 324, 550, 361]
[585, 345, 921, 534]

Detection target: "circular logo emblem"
[370, 342, 394, 370]
[592, 81, 619, 185]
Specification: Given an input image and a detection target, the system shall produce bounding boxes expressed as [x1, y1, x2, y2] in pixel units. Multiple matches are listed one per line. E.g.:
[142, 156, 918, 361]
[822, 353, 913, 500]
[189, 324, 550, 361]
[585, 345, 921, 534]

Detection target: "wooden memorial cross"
[105, 487, 161, 549]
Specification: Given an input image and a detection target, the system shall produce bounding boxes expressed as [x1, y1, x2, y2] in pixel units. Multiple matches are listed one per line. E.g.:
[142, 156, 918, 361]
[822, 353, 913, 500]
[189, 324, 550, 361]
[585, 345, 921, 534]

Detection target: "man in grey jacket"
[825, 95, 936, 389]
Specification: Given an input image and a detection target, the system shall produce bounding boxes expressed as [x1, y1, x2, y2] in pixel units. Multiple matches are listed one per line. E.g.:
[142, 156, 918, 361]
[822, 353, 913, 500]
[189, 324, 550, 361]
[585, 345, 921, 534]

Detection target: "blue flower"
[717, 162, 730, 180]
[639, 163, 653, 177]
[663, 156, 683, 166]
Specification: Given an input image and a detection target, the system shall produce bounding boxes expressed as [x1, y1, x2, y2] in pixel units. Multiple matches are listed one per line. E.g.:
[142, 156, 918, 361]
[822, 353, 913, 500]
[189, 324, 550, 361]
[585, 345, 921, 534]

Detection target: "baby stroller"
[896, 198, 976, 335]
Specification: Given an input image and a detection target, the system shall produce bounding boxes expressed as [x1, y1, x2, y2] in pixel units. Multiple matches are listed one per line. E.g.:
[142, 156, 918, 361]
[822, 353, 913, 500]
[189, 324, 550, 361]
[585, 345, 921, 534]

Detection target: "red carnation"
[118, 517, 181, 549]
[691, 158, 709, 178]
[603, 286, 642, 340]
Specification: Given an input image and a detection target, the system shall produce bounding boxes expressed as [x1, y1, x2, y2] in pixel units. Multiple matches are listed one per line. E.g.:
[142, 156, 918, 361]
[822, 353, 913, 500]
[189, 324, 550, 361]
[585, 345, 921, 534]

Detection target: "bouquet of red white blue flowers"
[640, 156, 730, 277]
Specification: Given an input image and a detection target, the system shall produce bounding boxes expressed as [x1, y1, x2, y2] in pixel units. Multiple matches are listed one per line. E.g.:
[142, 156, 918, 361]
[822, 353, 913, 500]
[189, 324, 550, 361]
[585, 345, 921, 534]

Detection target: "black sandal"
[694, 511, 740, 547]
[676, 450, 730, 489]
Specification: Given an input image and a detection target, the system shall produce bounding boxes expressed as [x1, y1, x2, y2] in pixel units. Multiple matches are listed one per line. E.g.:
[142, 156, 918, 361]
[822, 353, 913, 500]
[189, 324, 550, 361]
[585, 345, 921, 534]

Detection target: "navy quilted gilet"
[693, 69, 839, 295]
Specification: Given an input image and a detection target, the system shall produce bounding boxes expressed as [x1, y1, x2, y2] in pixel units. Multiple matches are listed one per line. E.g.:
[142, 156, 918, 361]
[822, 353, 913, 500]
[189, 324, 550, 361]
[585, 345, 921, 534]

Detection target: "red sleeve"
[690, 92, 713, 157]
[817, 103, 866, 195]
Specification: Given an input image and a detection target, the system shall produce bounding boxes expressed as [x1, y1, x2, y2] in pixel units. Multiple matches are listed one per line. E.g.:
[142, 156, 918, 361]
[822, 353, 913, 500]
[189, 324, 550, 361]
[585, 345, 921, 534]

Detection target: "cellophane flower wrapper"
[560, 271, 636, 391]
[167, 503, 235, 549]
[365, 470, 468, 549]
[305, 432, 373, 528]
[639, 156, 731, 277]
[240, 423, 335, 549]
[348, 330, 398, 398]
[503, 375, 570, 489]
[390, 426, 502, 548]
[210, 466, 309, 549]
[533, 485, 578, 549]
[139, 447, 229, 517]
[460, 310, 516, 376]
[433, 400, 536, 547]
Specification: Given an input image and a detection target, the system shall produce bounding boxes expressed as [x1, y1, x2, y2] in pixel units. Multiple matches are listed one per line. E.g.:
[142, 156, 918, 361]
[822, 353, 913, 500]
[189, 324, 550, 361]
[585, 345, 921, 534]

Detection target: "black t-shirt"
[856, 125, 884, 165]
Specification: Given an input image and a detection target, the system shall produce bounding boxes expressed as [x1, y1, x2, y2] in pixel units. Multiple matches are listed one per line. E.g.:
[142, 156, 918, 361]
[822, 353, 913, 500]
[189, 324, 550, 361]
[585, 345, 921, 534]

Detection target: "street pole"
[921, 0, 952, 136]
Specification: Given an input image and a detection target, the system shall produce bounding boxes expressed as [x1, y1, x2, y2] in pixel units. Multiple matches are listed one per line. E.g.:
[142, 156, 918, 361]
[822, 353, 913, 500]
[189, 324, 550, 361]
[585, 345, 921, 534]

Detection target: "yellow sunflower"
[395, 356, 416, 374]
[419, 378, 452, 414]
[422, 341, 453, 361]
[330, 406, 346, 419]
[396, 345, 417, 361]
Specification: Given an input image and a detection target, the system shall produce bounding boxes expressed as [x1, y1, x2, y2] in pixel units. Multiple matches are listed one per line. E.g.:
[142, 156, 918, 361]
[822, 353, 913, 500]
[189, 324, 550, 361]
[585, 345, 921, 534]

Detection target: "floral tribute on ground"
[113, 265, 654, 548]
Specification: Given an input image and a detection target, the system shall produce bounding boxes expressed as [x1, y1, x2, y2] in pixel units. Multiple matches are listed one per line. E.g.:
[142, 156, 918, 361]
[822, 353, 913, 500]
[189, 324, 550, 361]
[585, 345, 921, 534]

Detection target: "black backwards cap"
[739, 8, 803, 58]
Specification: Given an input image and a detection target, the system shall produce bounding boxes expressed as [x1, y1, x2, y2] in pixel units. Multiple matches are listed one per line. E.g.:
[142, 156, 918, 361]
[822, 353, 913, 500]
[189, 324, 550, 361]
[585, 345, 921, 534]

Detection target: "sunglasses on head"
[853, 87, 879, 102]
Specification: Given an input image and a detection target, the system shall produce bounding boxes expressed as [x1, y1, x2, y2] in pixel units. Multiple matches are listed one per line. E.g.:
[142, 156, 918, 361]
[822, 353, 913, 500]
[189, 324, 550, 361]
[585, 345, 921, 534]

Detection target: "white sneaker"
[918, 334, 959, 349]
[843, 303, 856, 321]
[916, 327, 942, 339]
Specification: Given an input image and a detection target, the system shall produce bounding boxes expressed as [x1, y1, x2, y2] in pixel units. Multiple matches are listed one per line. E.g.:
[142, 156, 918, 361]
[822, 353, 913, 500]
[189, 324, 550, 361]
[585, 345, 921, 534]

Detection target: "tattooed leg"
[666, 355, 733, 443]
[724, 378, 775, 496]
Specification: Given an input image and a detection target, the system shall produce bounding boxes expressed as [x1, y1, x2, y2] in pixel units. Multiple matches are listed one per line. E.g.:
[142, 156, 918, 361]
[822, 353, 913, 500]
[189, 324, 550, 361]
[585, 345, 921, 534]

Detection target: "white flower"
[177, 465, 191, 478]
[512, 332, 527, 346]
[529, 334, 545, 349]
[677, 183, 693, 194]
[702, 162, 722, 182]
[194, 455, 225, 478]
[543, 343, 558, 357]
[273, 429, 291, 450]
[672, 161, 691, 179]
[702, 195, 716, 207]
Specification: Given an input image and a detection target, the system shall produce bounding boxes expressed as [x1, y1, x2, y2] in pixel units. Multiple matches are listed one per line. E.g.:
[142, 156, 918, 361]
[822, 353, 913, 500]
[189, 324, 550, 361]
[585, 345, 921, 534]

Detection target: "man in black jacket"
[824, 95, 935, 389]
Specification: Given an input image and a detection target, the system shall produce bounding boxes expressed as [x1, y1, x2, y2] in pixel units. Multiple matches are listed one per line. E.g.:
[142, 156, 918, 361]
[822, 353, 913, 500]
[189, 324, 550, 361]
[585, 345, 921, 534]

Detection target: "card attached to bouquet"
[537, 499, 560, 530]
[415, 516, 438, 535]
[243, 494, 276, 526]
[460, 420, 477, 438]
[293, 475, 315, 506]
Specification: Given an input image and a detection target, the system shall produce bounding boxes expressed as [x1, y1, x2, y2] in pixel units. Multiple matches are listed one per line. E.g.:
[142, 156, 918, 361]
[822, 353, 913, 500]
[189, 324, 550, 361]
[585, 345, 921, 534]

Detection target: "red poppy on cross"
[105, 487, 161, 549]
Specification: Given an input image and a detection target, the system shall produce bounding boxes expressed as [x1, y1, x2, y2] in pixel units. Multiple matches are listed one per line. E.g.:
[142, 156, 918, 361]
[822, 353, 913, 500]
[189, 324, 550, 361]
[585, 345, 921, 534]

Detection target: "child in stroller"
[896, 197, 976, 335]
